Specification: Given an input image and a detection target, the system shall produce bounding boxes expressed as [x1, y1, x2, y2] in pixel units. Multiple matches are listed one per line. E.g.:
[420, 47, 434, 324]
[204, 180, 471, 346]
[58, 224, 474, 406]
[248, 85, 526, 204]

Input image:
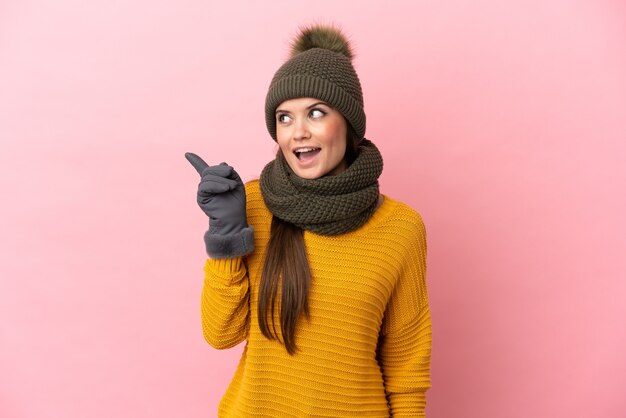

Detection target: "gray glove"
[185, 152, 254, 259]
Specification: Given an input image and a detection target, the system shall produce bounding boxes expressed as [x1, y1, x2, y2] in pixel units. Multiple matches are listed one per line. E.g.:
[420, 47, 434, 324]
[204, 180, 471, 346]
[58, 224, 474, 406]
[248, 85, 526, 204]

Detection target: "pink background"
[1, 1, 625, 417]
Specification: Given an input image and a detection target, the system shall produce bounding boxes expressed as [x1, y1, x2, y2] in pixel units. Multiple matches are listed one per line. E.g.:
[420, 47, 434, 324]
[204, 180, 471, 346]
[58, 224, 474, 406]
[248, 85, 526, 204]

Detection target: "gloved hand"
[185, 152, 254, 259]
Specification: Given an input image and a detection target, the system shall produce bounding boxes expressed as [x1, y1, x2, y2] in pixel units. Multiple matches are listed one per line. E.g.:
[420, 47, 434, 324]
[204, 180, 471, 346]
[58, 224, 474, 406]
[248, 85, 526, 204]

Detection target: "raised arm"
[201, 257, 250, 349]
[185, 152, 254, 348]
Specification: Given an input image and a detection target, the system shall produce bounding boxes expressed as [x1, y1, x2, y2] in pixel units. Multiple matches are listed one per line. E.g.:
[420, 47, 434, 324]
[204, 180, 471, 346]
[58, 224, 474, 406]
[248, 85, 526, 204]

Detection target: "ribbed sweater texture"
[201, 180, 431, 417]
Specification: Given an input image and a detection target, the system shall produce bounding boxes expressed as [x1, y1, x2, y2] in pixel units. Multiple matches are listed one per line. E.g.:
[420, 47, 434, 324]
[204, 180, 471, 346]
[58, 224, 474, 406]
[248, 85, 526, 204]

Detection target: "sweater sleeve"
[200, 256, 250, 349]
[377, 213, 432, 416]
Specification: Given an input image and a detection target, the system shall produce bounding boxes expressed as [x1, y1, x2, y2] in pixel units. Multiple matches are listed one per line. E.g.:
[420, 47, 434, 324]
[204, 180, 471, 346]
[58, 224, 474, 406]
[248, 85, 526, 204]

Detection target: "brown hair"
[258, 124, 361, 355]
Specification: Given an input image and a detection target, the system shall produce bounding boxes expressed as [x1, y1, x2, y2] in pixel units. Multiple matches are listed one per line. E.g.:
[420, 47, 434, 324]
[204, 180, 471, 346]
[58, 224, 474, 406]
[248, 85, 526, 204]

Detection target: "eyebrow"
[275, 101, 330, 114]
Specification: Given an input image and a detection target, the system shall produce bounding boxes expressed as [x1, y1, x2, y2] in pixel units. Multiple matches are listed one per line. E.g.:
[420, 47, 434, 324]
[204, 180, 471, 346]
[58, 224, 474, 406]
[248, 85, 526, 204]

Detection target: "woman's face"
[275, 97, 348, 180]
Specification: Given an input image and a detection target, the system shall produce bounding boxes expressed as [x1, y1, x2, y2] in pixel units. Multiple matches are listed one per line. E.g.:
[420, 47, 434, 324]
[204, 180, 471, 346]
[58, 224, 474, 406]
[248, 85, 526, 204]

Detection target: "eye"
[310, 108, 326, 119]
[277, 113, 292, 124]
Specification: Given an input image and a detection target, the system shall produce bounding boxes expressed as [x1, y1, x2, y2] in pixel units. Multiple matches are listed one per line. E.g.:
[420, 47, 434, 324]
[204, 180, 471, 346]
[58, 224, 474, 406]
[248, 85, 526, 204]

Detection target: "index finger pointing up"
[185, 152, 209, 176]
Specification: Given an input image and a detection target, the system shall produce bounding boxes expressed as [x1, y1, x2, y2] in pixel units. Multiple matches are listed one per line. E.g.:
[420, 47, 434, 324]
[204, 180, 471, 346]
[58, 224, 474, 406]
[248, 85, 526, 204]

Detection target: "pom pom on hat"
[265, 25, 366, 141]
[290, 25, 354, 60]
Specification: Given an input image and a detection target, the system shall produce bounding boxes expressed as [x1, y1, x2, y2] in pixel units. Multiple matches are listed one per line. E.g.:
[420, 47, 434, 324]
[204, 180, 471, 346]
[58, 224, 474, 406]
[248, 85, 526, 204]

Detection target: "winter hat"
[265, 25, 366, 141]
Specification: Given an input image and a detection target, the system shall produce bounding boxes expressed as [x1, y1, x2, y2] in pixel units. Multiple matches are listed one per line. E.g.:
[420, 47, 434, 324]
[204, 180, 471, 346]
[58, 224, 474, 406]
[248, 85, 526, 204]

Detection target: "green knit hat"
[265, 25, 366, 141]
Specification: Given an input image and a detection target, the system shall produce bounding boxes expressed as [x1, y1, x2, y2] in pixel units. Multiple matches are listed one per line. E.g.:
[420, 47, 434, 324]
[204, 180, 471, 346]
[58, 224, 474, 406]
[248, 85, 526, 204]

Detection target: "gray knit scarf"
[259, 139, 384, 235]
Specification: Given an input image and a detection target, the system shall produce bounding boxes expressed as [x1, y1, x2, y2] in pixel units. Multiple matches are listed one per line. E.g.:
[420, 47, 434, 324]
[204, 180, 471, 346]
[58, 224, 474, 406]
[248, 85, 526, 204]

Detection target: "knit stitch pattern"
[259, 139, 383, 235]
[201, 180, 431, 417]
[265, 47, 366, 140]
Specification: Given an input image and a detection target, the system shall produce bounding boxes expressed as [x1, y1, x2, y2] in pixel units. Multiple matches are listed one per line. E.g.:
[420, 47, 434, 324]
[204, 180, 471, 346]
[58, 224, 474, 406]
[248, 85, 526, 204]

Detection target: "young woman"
[186, 25, 432, 417]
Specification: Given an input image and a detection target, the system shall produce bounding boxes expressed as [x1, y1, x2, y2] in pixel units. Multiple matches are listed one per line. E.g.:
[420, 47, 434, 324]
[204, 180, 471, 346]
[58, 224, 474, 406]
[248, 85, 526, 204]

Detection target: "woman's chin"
[292, 167, 323, 180]
[285, 157, 322, 179]
[285, 154, 347, 180]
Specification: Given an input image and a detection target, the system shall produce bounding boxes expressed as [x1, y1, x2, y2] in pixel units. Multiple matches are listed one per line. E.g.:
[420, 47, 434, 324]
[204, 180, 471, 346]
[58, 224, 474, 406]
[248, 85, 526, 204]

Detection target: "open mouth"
[294, 147, 321, 161]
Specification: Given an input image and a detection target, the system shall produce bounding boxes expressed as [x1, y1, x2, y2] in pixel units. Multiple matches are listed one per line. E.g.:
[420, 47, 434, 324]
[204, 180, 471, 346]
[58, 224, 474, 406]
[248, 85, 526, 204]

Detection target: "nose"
[293, 118, 310, 141]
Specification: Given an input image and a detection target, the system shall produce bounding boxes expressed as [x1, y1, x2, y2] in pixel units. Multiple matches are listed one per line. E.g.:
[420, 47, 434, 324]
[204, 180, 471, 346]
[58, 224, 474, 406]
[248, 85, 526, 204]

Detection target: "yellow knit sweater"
[201, 180, 431, 417]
